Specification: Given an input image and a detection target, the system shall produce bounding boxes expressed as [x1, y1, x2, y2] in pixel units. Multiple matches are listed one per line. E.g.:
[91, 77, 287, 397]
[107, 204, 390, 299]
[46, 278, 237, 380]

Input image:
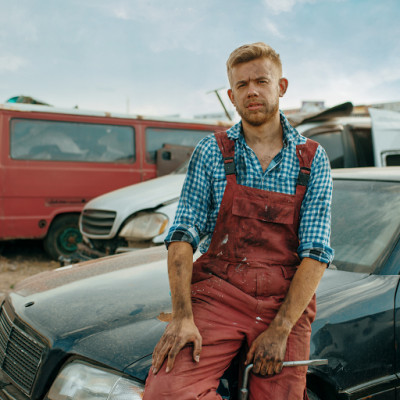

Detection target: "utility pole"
[207, 87, 232, 121]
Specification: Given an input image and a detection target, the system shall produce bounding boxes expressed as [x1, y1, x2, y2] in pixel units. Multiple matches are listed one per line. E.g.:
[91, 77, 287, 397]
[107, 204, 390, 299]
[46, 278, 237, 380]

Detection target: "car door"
[316, 177, 400, 398]
[386, 240, 400, 399]
[369, 108, 400, 167]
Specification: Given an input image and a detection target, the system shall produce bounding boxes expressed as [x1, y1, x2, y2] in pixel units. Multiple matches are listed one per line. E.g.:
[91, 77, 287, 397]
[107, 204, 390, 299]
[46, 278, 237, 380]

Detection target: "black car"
[1, 167, 400, 400]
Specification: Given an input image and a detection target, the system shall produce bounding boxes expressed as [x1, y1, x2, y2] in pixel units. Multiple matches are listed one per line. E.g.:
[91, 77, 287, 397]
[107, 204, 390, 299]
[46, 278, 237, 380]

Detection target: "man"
[143, 42, 334, 399]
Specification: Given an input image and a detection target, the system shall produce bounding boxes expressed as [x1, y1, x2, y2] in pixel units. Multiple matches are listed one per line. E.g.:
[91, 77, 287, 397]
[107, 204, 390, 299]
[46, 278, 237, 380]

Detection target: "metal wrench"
[239, 359, 328, 400]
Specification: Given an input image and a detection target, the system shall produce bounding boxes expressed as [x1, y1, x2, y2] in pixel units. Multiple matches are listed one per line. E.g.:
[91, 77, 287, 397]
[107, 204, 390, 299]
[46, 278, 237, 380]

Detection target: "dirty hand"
[245, 328, 289, 375]
[152, 317, 202, 374]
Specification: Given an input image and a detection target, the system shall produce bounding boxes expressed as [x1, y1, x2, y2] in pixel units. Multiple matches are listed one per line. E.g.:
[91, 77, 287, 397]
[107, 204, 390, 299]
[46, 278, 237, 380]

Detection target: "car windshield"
[331, 179, 400, 274]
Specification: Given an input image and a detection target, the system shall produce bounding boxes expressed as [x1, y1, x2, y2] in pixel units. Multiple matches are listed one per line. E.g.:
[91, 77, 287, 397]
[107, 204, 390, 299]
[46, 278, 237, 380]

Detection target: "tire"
[43, 214, 82, 260]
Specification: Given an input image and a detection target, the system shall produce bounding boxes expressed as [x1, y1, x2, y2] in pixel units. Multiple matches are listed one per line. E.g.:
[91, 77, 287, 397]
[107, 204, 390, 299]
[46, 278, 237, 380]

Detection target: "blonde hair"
[226, 42, 282, 83]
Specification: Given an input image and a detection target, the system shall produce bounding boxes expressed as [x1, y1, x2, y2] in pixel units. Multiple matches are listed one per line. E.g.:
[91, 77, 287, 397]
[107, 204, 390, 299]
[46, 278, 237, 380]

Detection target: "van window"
[351, 128, 374, 167]
[385, 153, 400, 166]
[311, 131, 344, 168]
[145, 128, 212, 163]
[10, 119, 135, 163]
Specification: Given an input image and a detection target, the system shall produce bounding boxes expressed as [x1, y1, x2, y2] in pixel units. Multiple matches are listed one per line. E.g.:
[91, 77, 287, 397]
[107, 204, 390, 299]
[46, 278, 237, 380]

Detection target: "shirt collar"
[226, 111, 299, 146]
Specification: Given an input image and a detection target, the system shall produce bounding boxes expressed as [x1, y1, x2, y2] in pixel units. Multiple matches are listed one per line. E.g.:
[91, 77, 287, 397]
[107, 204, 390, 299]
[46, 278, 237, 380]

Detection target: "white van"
[293, 106, 400, 168]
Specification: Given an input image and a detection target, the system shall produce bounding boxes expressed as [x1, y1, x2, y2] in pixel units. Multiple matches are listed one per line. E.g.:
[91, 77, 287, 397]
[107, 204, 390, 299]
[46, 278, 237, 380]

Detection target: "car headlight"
[119, 212, 169, 241]
[47, 361, 144, 400]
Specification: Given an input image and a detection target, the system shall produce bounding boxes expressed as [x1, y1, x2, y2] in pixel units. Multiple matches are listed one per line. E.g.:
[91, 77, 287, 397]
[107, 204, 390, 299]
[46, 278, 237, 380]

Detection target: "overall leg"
[247, 323, 312, 400]
[246, 296, 316, 400]
[143, 277, 251, 400]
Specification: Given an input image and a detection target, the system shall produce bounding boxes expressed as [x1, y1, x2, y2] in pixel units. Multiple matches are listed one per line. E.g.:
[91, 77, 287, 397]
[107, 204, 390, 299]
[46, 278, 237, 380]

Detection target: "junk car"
[290, 103, 400, 169]
[2, 170, 400, 400]
[76, 162, 187, 260]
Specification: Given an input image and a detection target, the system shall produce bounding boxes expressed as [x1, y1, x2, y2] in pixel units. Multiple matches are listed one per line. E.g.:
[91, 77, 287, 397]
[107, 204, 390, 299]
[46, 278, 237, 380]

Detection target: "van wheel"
[44, 215, 82, 260]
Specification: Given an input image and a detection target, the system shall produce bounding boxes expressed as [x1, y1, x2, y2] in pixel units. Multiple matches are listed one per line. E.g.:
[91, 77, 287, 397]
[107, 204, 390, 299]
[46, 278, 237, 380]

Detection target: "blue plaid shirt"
[165, 112, 334, 264]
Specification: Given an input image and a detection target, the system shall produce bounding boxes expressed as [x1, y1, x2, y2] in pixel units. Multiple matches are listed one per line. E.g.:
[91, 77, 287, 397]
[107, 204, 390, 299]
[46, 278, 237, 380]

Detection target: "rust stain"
[157, 312, 172, 322]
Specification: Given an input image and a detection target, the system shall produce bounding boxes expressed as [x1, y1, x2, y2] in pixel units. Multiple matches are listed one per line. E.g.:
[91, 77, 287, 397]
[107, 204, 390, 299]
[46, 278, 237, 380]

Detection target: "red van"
[0, 103, 228, 259]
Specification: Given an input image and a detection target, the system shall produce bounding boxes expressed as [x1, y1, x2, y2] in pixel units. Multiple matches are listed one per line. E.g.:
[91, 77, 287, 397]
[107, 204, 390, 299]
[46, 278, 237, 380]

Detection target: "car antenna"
[207, 87, 233, 121]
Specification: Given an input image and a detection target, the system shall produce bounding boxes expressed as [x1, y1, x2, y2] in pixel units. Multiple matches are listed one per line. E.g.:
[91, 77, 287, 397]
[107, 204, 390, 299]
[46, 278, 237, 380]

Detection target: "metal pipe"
[239, 359, 328, 400]
[207, 87, 233, 121]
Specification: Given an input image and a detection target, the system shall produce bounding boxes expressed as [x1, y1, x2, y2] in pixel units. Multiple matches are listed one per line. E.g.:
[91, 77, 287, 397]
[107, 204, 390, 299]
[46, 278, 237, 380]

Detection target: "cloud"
[263, 18, 285, 38]
[112, 5, 131, 20]
[283, 56, 400, 108]
[0, 5, 38, 43]
[108, 1, 162, 22]
[105, 1, 208, 53]
[263, 0, 317, 14]
[0, 55, 26, 73]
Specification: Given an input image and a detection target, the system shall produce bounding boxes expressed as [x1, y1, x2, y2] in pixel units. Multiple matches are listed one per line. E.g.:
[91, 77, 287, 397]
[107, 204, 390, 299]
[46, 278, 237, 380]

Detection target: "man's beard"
[236, 101, 279, 127]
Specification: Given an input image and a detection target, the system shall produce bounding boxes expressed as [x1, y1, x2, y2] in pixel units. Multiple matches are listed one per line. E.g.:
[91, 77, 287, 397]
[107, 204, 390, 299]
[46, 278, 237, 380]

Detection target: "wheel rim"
[58, 228, 82, 253]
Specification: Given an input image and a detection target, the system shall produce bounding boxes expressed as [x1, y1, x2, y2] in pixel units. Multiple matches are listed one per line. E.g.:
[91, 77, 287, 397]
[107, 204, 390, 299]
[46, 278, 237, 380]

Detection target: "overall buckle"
[224, 157, 236, 175]
[297, 167, 311, 186]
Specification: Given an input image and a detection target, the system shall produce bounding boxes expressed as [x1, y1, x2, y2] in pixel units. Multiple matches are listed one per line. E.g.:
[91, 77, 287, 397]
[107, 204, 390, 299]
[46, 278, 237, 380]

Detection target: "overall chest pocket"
[232, 195, 295, 224]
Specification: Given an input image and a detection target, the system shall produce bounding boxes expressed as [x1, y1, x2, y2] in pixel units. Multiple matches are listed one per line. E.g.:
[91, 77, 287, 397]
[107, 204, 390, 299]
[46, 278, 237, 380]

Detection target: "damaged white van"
[292, 104, 400, 168]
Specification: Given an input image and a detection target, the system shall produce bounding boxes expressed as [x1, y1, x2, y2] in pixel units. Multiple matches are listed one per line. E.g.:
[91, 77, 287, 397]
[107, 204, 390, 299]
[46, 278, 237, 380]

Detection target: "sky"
[0, 0, 399, 120]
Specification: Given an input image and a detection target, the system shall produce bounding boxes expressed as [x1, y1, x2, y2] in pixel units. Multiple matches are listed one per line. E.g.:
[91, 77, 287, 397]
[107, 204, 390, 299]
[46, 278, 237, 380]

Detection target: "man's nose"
[247, 83, 259, 97]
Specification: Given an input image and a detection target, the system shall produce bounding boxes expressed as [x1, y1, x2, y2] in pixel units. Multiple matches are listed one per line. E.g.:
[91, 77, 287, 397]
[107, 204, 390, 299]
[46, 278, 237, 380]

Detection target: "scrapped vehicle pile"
[72, 103, 400, 261]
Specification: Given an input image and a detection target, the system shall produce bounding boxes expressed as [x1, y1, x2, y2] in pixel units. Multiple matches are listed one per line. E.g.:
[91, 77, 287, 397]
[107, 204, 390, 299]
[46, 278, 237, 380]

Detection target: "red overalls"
[144, 132, 319, 400]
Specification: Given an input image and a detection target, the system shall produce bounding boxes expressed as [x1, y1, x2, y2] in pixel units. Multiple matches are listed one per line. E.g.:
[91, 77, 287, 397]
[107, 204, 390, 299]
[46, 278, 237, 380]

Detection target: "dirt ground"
[0, 240, 59, 301]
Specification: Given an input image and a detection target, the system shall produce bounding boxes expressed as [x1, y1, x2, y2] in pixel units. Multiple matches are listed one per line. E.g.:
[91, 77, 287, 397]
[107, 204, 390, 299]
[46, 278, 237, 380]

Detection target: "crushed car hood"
[84, 173, 185, 214]
[7, 251, 369, 375]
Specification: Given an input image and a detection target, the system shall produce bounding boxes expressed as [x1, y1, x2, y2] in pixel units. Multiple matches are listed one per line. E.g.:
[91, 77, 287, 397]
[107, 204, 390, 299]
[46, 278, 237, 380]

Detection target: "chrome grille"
[81, 209, 116, 236]
[0, 305, 45, 395]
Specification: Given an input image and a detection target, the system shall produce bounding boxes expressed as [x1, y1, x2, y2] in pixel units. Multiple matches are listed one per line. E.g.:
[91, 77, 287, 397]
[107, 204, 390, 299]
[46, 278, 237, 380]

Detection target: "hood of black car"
[317, 267, 369, 295]
[9, 247, 172, 373]
[7, 250, 369, 376]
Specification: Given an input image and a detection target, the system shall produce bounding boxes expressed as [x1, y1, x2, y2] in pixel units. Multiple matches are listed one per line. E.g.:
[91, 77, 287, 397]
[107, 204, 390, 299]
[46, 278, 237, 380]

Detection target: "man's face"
[228, 57, 287, 127]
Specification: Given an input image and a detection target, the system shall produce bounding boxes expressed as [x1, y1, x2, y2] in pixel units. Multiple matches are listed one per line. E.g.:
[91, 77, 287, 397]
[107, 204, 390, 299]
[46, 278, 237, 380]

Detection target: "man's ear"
[227, 88, 235, 105]
[279, 78, 288, 97]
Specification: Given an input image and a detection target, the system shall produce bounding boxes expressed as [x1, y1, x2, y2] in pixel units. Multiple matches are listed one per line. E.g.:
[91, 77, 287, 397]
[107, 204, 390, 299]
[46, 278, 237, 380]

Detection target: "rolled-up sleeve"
[297, 145, 334, 264]
[165, 135, 219, 252]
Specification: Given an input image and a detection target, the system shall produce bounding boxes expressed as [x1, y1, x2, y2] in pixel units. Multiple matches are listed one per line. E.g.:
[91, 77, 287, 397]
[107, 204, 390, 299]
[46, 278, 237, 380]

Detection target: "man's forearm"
[270, 257, 326, 334]
[167, 241, 195, 319]
[151, 241, 201, 373]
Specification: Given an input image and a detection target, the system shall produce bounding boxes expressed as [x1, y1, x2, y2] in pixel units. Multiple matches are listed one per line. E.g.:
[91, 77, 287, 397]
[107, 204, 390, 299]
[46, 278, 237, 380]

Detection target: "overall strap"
[295, 138, 319, 198]
[214, 131, 237, 183]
